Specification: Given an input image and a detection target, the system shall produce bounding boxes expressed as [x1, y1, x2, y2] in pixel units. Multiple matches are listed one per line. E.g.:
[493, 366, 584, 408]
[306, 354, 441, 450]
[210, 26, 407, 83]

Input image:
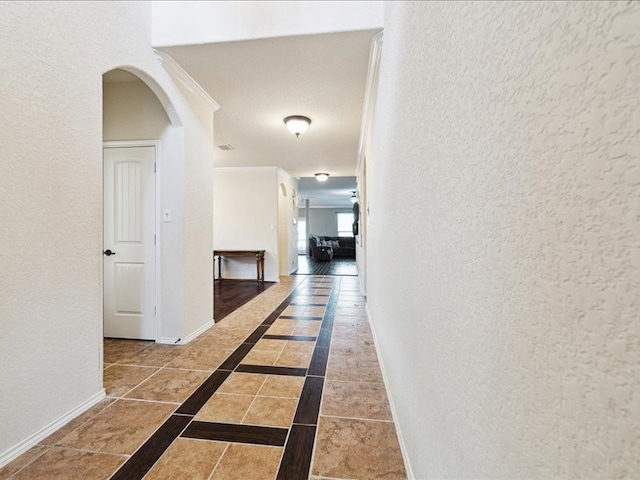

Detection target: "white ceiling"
[158, 29, 379, 180]
[297, 176, 357, 209]
[105, 30, 377, 209]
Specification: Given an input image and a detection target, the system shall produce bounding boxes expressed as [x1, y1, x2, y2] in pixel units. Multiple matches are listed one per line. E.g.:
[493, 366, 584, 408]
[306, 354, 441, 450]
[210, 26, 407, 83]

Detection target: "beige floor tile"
[242, 349, 280, 366]
[330, 335, 377, 357]
[312, 417, 407, 480]
[258, 375, 304, 398]
[332, 323, 373, 339]
[292, 323, 322, 336]
[254, 339, 287, 352]
[196, 336, 243, 351]
[242, 396, 298, 427]
[281, 305, 306, 316]
[195, 393, 254, 423]
[335, 307, 367, 316]
[326, 353, 384, 383]
[58, 399, 174, 455]
[271, 319, 300, 330]
[304, 307, 326, 317]
[39, 398, 117, 446]
[210, 444, 283, 480]
[217, 373, 267, 395]
[274, 350, 313, 368]
[125, 368, 209, 403]
[282, 341, 315, 354]
[321, 380, 392, 420]
[0, 445, 48, 479]
[144, 438, 227, 480]
[167, 347, 235, 370]
[267, 324, 295, 335]
[118, 344, 187, 367]
[103, 339, 152, 363]
[103, 365, 159, 397]
[10, 447, 126, 480]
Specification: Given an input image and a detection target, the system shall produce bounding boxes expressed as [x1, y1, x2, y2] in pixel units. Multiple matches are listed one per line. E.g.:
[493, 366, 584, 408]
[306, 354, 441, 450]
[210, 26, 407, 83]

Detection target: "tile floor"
[0, 275, 407, 480]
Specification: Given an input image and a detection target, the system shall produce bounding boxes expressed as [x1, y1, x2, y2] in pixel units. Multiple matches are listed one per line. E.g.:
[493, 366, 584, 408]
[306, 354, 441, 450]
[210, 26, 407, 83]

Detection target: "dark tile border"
[307, 346, 329, 377]
[293, 376, 324, 425]
[275, 425, 316, 480]
[110, 280, 306, 480]
[263, 334, 317, 342]
[182, 421, 288, 447]
[176, 370, 231, 416]
[110, 414, 191, 480]
[276, 278, 340, 479]
[218, 342, 255, 370]
[279, 315, 323, 321]
[236, 365, 307, 377]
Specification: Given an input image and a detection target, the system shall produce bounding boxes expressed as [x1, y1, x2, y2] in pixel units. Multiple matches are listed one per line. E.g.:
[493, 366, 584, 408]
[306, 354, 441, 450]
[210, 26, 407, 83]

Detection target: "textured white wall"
[277, 170, 299, 275]
[213, 168, 279, 282]
[0, 1, 214, 462]
[152, 0, 383, 46]
[103, 81, 170, 140]
[181, 86, 215, 336]
[367, 2, 640, 478]
[309, 208, 353, 237]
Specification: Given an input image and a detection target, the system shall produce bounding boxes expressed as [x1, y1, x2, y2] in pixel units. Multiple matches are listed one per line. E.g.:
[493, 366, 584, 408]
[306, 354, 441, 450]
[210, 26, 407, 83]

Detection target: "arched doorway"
[102, 68, 176, 343]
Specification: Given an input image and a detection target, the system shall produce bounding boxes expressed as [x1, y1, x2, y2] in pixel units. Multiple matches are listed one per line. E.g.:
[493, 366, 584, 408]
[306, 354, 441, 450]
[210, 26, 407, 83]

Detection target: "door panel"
[104, 146, 156, 340]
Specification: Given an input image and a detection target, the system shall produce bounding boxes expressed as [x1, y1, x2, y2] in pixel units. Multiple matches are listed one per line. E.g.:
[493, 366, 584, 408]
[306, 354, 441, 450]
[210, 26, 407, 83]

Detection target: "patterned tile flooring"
[0, 275, 407, 480]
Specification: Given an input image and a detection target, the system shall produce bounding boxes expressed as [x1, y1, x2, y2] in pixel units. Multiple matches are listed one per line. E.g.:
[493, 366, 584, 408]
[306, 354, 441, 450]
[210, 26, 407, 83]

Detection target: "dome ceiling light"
[315, 173, 330, 182]
[284, 115, 311, 138]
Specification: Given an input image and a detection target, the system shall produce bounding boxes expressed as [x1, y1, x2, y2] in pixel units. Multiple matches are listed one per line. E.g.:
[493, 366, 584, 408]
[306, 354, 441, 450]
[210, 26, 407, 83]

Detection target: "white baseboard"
[182, 319, 214, 345]
[366, 303, 415, 480]
[0, 389, 106, 469]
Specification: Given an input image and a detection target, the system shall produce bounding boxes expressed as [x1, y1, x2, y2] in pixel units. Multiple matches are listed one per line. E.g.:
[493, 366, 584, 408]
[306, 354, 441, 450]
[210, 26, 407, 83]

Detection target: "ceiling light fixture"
[284, 115, 311, 138]
[315, 173, 330, 182]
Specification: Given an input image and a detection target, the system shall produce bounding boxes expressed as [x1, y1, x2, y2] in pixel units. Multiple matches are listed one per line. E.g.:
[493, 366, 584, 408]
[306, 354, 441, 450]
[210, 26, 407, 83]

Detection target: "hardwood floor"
[295, 255, 357, 276]
[214, 279, 275, 322]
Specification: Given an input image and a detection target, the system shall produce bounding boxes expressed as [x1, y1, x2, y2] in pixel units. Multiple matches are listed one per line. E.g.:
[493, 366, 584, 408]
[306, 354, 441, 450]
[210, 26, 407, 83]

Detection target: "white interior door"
[103, 146, 156, 340]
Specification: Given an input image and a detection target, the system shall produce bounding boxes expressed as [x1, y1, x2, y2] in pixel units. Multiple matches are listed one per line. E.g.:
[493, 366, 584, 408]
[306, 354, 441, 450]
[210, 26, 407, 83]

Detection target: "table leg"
[260, 255, 265, 281]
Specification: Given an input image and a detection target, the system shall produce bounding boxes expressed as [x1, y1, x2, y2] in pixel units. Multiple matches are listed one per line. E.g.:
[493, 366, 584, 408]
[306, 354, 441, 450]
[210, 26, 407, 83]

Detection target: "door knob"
[103, 249, 116, 256]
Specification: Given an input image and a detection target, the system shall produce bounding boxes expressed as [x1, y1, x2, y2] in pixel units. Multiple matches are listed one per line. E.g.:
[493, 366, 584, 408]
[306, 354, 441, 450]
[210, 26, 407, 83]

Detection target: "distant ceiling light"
[315, 173, 330, 182]
[284, 115, 311, 138]
[351, 191, 357, 203]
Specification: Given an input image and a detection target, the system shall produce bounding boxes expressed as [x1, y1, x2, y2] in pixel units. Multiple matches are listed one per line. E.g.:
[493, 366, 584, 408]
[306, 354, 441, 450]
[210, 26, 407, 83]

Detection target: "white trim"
[356, 31, 383, 299]
[0, 390, 106, 469]
[156, 318, 213, 345]
[103, 140, 161, 342]
[366, 302, 416, 480]
[356, 31, 383, 174]
[155, 50, 221, 113]
[214, 166, 277, 173]
[181, 319, 215, 345]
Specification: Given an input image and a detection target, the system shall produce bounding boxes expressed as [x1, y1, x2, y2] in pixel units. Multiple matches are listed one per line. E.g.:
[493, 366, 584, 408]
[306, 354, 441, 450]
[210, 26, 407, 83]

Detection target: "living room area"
[296, 176, 358, 276]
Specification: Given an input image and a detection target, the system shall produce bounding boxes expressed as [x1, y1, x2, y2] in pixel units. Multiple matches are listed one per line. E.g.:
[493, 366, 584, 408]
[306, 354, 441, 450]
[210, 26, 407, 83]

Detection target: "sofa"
[309, 235, 356, 260]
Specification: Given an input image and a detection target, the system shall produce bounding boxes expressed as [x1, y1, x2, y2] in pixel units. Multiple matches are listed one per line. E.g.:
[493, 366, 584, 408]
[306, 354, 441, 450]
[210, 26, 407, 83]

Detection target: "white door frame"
[103, 140, 162, 341]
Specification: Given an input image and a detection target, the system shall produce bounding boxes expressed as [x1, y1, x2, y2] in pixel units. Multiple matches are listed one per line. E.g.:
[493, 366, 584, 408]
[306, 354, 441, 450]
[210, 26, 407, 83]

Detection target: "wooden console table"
[214, 250, 265, 282]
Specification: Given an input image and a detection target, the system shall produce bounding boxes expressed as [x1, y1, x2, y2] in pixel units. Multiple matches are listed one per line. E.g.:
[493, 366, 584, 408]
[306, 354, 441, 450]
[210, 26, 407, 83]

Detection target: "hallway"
[0, 275, 406, 480]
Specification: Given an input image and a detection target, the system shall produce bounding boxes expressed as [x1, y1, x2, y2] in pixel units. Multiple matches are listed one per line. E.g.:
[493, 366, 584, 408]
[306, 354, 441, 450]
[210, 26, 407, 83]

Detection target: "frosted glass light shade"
[315, 173, 329, 182]
[284, 115, 311, 137]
